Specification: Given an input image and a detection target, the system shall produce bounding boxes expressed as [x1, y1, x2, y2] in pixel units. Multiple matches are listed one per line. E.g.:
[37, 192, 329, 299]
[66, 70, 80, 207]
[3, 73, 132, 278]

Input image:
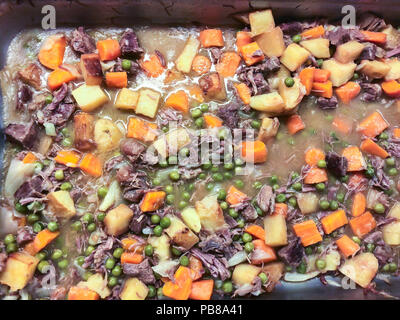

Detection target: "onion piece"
[152, 260, 179, 277]
[284, 271, 320, 282]
[99, 180, 121, 212]
[4, 159, 35, 198]
[44, 122, 56, 136]
[228, 251, 248, 267]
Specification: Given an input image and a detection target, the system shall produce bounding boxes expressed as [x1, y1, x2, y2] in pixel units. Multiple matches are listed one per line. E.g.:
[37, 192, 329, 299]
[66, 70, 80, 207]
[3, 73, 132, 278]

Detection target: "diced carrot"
[33, 229, 60, 253]
[23, 242, 37, 256]
[105, 72, 127, 88]
[140, 54, 165, 78]
[236, 31, 252, 51]
[79, 153, 103, 177]
[342, 146, 366, 172]
[305, 148, 325, 166]
[332, 116, 353, 135]
[189, 256, 204, 281]
[352, 192, 366, 217]
[336, 235, 360, 258]
[97, 39, 121, 61]
[226, 185, 248, 205]
[199, 29, 224, 48]
[301, 25, 325, 39]
[189, 280, 214, 300]
[163, 266, 192, 300]
[293, 220, 323, 247]
[250, 239, 277, 265]
[361, 30, 387, 44]
[299, 67, 315, 95]
[127, 117, 158, 143]
[313, 69, 330, 83]
[22, 152, 37, 164]
[191, 55, 212, 75]
[48, 67, 76, 91]
[165, 90, 189, 114]
[335, 81, 361, 104]
[188, 85, 204, 103]
[215, 52, 241, 77]
[121, 237, 144, 253]
[233, 83, 251, 104]
[38, 34, 67, 70]
[203, 114, 223, 128]
[321, 209, 348, 234]
[54, 150, 81, 168]
[360, 138, 389, 158]
[240, 42, 264, 66]
[273, 203, 288, 217]
[68, 286, 99, 300]
[287, 114, 305, 135]
[381, 80, 400, 98]
[312, 81, 333, 98]
[120, 251, 144, 264]
[357, 111, 389, 138]
[349, 211, 377, 238]
[245, 225, 265, 241]
[140, 191, 166, 212]
[304, 167, 328, 184]
[394, 127, 400, 138]
[241, 140, 268, 163]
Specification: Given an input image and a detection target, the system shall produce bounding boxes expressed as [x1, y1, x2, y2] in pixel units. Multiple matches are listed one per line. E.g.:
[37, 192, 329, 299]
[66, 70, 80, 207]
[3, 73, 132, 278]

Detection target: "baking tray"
[1, 0, 400, 299]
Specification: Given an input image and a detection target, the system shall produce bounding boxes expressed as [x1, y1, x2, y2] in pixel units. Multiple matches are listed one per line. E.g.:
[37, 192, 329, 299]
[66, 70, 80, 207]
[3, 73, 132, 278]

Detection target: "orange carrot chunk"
[54, 150, 81, 168]
[352, 192, 366, 217]
[335, 81, 361, 104]
[299, 68, 315, 95]
[33, 229, 60, 253]
[381, 80, 400, 98]
[360, 138, 389, 159]
[342, 146, 366, 172]
[357, 111, 389, 138]
[361, 30, 387, 44]
[273, 203, 288, 217]
[305, 148, 325, 166]
[234, 83, 251, 104]
[336, 235, 360, 258]
[287, 114, 305, 135]
[120, 251, 144, 264]
[22, 152, 37, 164]
[189, 256, 204, 281]
[394, 127, 400, 138]
[203, 114, 223, 128]
[304, 167, 328, 184]
[313, 69, 330, 83]
[189, 280, 214, 300]
[199, 29, 224, 48]
[68, 286, 99, 300]
[250, 239, 277, 265]
[293, 220, 322, 247]
[312, 81, 333, 98]
[301, 25, 325, 39]
[79, 153, 103, 177]
[245, 225, 265, 241]
[215, 52, 241, 77]
[38, 34, 67, 70]
[240, 42, 264, 66]
[165, 90, 189, 114]
[140, 54, 165, 78]
[121, 237, 144, 253]
[97, 39, 121, 61]
[236, 31, 252, 51]
[321, 209, 348, 234]
[163, 266, 192, 300]
[127, 117, 158, 143]
[106, 72, 127, 88]
[48, 68, 76, 91]
[140, 191, 166, 212]
[191, 55, 212, 75]
[349, 211, 377, 238]
[226, 185, 248, 205]
[241, 140, 268, 163]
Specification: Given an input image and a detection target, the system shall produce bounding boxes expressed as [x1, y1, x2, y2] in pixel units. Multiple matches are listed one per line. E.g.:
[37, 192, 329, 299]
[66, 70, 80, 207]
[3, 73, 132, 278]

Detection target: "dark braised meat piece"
[119, 28, 144, 57]
[70, 27, 96, 55]
[5, 120, 39, 149]
[120, 139, 146, 163]
[18, 63, 42, 90]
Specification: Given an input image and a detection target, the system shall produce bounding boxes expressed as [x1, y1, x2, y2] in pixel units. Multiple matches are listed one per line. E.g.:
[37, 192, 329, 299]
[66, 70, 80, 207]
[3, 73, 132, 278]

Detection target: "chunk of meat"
[120, 139, 145, 163]
[256, 185, 274, 213]
[70, 27, 96, 55]
[14, 176, 44, 204]
[5, 121, 39, 149]
[16, 85, 33, 111]
[122, 259, 155, 284]
[18, 63, 42, 90]
[119, 28, 144, 57]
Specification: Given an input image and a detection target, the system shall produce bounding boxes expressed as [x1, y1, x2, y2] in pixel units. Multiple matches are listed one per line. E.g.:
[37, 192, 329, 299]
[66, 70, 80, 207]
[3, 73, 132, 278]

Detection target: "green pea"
[389, 262, 398, 272]
[105, 258, 116, 270]
[219, 201, 228, 210]
[288, 197, 297, 207]
[211, 165, 219, 173]
[166, 194, 175, 205]
[388, 168, 398, 176]
[243, 242, 254, 253]
[172, 247, 182, 256]
[340, 175, 349, 183]
[224, 172, 233, 180]
[365, 166, 375, 179]
[178, 200, 188, 209]
[169, 170, 180, 181]
[258, 272, 268, 284]
[165, 185, 174, 194]
[57, 259, 68, 269]
[179, 147, 190, 158]
[87, 223, 96, 232]
[330, 200, 339, 211]
[33, 222, 44, 233]
[6, 242, 17, 254]
[206, 183, 215, 191]
[71, 221, 82, 232]
[4, 234, 15, 245]
[111, 265, 122, 277]
[62, 137, 73, 147]
[292, 182, 302, 191]
[284, 77, 295, 87]
[374, 203, 385, 214]
[270, 175, 278, 184]
[195, 117, 204, 128]
[351, 236, 361, 245]
[305, 247, 313, 255]
[47, 221, 59, 232]
[45, 95, 53, 104]
[160, 217, 171, 229]
[379, 132, 389, 140]
[159, 160, 168, 168]
[316, 183, 325, 192]
[292, 34, 302, 43]
[147, 285, 156, 298]
[212, 173, 224, 182]
[252, 181, 262, 190]
[60, 182, 72, 191]
[151, 215, 161, 224]
[85, 246, 95, 256]
[82, 213, 94, 224]
[251, 120, 261, 129]
[234, 167, 243, 176]
[37, 260, 50, 273]
[316, 59, 323, 67]
[121, 59, 132, 70]
[296, 262, 307, 274]
[366, 243, 375, 252]
[222, 281, 233, 293]
[319, 200, 330, 210]
[179, 255, 189, 266]
[234, 180, 244, 189]
[200, 104, 209, 112]
[15, 201, 28, 214]
[108, 276, 118, 287]
[256, 206, 263, 216]
[228, 208, 238, 218]
[82, 271, 93, 281]
[34, 161, 44, 173]
[97, 212, 106, 222]
[242, 232, 253, 243]
[35, 252, 47, 261]
[352, 72, 359, 80]
[272, 184, 280, 191]
[291, 172, 300, 179]
[182, 191, 191, 201]
[187, 183, 195, 192]
[76, 256, 85, 266]
[316, 259, 326, 270]
[336, 193, 345, 203]
[276, 194, 286, 203]
[153, 225, 163, 237]
[113, 248, 124, 259]
[217, 189, 227, 201]
[386, 157, 396, 167]
[27, 213, 39, 224]
[144, 244, 154, 257]
[237, 218, 245, 228]
[317, 160, 327, 168]
[51, 249, 63, 260]
[54, 169, 64, 181]
[191, 108, 202, 118]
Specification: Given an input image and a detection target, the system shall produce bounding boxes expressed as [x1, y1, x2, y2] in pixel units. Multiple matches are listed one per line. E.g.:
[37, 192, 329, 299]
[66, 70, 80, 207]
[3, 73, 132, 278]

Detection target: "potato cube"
[359, 60, 390, 79]
[255, 27, 285, 58]
[249, 10, 275, 36]
[175, 35, 200, 73]
[152, 128, 190, 158]
[147, 234, 171, 261]
[114, 88, 139, 110]
[322, 59, 357, 87]
[382, 25, 400, 50]
[297, 192, 319, 215]
[250, 92, 285, 114]
[104, 204, 133, 236]
[264, 214, 288, 247]
[0, 252, 39, 291]
[382, 221, 400, 245]
[198, 72, 226, 101]
[388, 202, 400, 219]
[195, 194, 226, 233]
[94, 118, 123, 153]
[339, 252, 378, 288]
[257, 117, 280, 142]
[164, 215, 199, 250]
[278, 78, 305, 111]
[300, 38, 330, 58]
[334, 41, 365, 64]
[280, 43, 310, 72]
[135, 88, 161, 118]
[80, 53, 103, 85]
[47, 190, 76, 220]
[181, 207, 201, 233]
[78, 273, 111, 299]
[120, 278, 148, 300]
[72, 84, 109, 112]
[232, 264, 261, 286]
[385, 58, 400, 81]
